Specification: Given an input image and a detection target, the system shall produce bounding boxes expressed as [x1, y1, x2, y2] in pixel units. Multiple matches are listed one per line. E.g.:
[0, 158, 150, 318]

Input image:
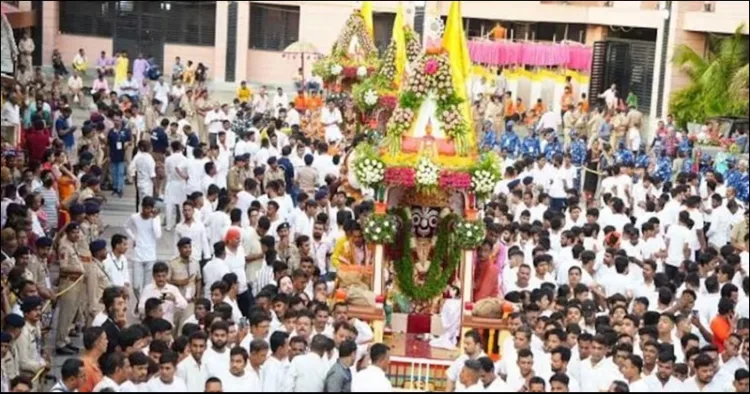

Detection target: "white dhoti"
[165, 180, 186, 229]
[430, 298, 461, 350]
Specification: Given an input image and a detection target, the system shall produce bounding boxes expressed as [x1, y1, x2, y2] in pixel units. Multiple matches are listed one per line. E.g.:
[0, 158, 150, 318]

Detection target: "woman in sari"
[114, 52, 129, 90]
[194, 89, 211, 143]
[183, 60, 197, 86]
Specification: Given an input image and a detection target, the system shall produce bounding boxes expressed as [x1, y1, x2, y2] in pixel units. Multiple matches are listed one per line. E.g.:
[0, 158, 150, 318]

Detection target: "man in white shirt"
[128, 140, 156, 199]
[103, 234, 131, 288]
[285, 334, 334, 392]
[598, 83, 618, 112]
[176, 331, 209, 392]
[621, 355, 651, 392]
[203, 243, 230, 299]
[682, 354, 726, 392]
[550, 347, 581, 392]
[446, 330, 488, 392]
[153, 77, 170, 114]
[146, 351, 188, 392]
[218, 347, 253, 392]
[203, 321, 231, 380]
[67, 71, 84, 106]
[93, 352, 129, 392]
[352, 343, 393, 392]
[646, 352, 684, 392]
[537, 109, 562, 133]
[205, 104, 229, 146]
[224, 227, 251, 316]
[579, 336, 621, 392]
[207, 197, 232, 248]
[707, 194, 733, 248]
[165, 141, 189, 230]
[175, 201, 211, 263]
[273, 87, 289, 117]
[321, 100, 343, 144]
[262, 331, 290, 392]
[125, 196, 162, 299]
[457, 359, 485, 392]
[137, 262, 188, 325]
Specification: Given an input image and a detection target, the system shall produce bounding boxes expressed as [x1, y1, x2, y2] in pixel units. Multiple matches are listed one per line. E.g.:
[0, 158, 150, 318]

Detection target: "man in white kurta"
[175, 202, 211, 263]
[351, 344, 392, 392]
[322, 101, 343, 144]
[153, 77, 170, 114]
[165, 144, 188, 230]
[176, 334, 209, 392]
[128, 142, 156, 199]
[262, 332, 291, 392]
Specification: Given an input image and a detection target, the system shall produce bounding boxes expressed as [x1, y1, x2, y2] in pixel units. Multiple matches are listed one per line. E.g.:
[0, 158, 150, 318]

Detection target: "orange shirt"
[516, 103, 526, 116]
[58, 175, 76, 201]
[504, 101, 515, 117]
[710, 315, 732, 352]
[80, 356, 103, 392]
[473, 261, 499, 302]
[533, 103, 545, 115]
[308, 96, 323, 111]
[294, 95, 308, 112]
[581, 100, 590, 113]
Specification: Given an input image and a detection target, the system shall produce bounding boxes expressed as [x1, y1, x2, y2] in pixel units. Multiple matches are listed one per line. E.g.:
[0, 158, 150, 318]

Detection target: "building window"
[373, 12, 395, 53]
[249, 3, 300, 51]
[59, 1, 114, 37]
[164, 1, 216, 46]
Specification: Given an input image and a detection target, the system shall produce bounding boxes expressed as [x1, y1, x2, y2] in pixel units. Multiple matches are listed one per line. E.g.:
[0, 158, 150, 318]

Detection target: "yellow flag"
[441, 1, 475, 150]
[393, 3, 407, 87]
[361, 1, 374, 38]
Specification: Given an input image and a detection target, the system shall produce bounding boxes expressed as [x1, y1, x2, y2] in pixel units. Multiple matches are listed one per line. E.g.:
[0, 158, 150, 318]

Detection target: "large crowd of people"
[0, 36, 749, 394]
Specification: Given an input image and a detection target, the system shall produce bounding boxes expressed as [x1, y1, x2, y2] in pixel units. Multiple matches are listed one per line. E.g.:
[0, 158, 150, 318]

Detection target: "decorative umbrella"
[282, 41, 323, 89]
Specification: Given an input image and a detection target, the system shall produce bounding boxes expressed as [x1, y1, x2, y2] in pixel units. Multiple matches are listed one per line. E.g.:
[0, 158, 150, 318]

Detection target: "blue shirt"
[108, 127, 132, 163]
[616, 149, 634, 166]
[654, 156, 672, 182]
[738, 174, 749, 203]
[544, 139, 563, 161]
[636, 152, 650, 169]
[727, 169, 742, 190]
[150, 127, 169, 154]
[521, 136, 541, 158]
[682, 159, 695, 174]
[500, 132, 520, 157]
[570, 140, 587, 166]
[55, 117, 75, 148]
[277, 157, 295, 193]
[186, 133, 199, 150]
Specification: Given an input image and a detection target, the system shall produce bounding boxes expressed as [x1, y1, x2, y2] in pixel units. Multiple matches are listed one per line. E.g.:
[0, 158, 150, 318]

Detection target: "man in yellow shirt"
[237, 81, 252, 104]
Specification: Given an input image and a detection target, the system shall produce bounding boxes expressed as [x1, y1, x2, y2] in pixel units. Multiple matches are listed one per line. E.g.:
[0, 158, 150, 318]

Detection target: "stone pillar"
[235, 1, 250, 83]
[213, 0, 229, 82]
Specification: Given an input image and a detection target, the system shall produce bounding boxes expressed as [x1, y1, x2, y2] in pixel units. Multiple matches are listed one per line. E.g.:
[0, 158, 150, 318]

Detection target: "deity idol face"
[412, 207, 440, 238]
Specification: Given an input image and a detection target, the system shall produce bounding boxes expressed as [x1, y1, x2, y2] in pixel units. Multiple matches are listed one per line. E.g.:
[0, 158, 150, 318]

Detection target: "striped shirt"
[37, 186, 59, 230]
[252, 263, 275, 297]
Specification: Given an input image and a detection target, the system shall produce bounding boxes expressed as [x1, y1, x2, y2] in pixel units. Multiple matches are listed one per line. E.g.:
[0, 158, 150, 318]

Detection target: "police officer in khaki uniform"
[16, 296, 49, 377]
[86, 240, 111, 326]
[227, 154, 249, 196]
[78, 175, 101, 204]
[27, 237, 55, 301]
[54, 223, 85, 356]
[1, 331, 18, 392]
[168, 237, 201, 331]
[77, 203, 101, 324]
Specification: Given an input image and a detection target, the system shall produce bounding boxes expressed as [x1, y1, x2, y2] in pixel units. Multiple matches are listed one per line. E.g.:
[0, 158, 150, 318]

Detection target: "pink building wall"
[163, 44, 217, 80]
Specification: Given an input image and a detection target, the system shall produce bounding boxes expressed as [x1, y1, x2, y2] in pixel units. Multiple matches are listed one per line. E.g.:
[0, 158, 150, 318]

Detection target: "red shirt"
[473, 261, 499, 302]
[25, 128, 51, 163]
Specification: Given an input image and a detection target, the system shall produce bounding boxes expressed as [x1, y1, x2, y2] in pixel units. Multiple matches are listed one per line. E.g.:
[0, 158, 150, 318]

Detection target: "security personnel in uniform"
[27, 237, 54, 301]
[16, 296, 48, 379]
[86, 240, 111, 326]
[54, 223, 85, 356]
[1, 331, 18, 392]
[168, 237, 201, 330]
[78, 203, 100, 326]
[227, 154, 249, 196]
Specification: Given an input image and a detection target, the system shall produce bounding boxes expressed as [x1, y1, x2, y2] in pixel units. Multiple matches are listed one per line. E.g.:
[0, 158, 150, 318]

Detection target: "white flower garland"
[354, 158, 385, 187]
[415, 157, 440, 187]
[330, 64, 343, 76]
[357, 66, 368, 78]
[363, 89, 379, 107]
[472, 169, 497, 196]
